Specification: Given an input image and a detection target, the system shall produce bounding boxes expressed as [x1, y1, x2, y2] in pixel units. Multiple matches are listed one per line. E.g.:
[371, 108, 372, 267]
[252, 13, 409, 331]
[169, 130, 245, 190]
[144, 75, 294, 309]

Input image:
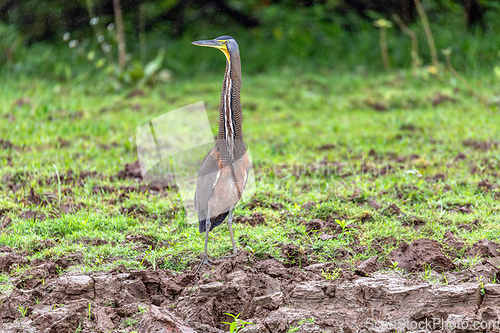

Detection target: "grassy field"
[1, 68, 499, 291]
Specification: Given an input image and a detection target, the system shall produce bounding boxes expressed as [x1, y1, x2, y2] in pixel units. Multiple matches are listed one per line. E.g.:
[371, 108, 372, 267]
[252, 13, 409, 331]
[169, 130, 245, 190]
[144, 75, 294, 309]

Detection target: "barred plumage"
[191, 36, 250, 273]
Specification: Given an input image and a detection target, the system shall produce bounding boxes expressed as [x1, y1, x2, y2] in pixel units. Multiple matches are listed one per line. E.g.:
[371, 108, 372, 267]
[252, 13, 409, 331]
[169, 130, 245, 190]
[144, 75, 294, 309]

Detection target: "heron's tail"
[199, 212, 229, 233]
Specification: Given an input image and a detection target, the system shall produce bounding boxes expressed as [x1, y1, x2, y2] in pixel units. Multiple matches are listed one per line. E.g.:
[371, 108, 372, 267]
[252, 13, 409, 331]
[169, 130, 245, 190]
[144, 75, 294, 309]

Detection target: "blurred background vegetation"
[1, 0, 499, 85]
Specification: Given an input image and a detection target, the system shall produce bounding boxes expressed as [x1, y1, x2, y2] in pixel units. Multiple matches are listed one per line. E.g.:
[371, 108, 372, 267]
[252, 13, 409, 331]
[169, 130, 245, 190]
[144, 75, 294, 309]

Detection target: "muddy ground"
[1, 153, 500, 332]
[1, 235, 500, 333]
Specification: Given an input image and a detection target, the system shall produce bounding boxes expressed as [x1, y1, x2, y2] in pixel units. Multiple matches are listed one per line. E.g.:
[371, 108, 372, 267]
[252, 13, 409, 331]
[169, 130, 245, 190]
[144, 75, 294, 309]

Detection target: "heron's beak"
[191, 39, 223, 48]
[192, 39, 230, 61]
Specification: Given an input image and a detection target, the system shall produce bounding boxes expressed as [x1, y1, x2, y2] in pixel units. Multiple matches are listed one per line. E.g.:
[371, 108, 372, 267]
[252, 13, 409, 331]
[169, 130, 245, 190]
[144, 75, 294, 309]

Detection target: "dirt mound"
[389, 238, 455, 273]
[463, 139, 498, 151]
[1, 247, 500, 333]
[115, 160, 144, 180]
[467, 238, 500, 258]
[243, 198, 284, 211]
[235, 213, 266, 227]
[304, 218, 343, 236]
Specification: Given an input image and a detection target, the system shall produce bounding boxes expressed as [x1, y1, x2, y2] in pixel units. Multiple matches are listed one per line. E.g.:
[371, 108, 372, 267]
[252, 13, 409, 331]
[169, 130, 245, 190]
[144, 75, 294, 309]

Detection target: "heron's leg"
[195, 211, 214, 273]
[227, 208, 238, 255]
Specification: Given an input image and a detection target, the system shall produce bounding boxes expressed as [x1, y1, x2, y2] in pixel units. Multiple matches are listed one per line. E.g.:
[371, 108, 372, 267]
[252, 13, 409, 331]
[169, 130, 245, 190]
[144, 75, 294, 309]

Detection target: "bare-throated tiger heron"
[192, 36, 249, 272]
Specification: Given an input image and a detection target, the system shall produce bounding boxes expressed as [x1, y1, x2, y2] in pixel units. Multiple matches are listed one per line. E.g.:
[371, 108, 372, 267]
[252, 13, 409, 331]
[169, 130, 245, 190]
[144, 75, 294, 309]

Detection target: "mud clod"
[389, 238, 455, 273]
[281, 244, 307, 267]
[304, 219, 342, 235]
[443, 230, 466, 257]
[0, 253, 27, 273]
[139, 305, 196, 332]
[463, 139, 497, 151]
[235, 213, 266, 227]
[382, 203, 401, 216]
[400, 215, 426, 228]
[244, 199, 284, 211]
[454, 152, 467, 161]
[301, 201, 317, 211]
[115, 160, 144, 180]
[467, 238, 500, 258]
[317, 143, 335, 150]
[355, 256, 379, 277]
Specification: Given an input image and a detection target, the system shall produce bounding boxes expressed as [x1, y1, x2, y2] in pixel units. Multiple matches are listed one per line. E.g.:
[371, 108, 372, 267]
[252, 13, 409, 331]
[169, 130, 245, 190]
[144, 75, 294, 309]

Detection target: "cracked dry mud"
[1, 245, 500, 333]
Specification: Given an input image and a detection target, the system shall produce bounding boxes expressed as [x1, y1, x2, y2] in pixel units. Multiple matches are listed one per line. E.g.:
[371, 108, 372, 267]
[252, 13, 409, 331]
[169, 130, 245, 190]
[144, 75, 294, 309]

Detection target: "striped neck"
[217, 56, 244, 163]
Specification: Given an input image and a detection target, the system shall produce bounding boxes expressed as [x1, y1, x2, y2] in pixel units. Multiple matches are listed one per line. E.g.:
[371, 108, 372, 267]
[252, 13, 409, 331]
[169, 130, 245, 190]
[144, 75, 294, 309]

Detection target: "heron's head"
[191, 36, 239, 62]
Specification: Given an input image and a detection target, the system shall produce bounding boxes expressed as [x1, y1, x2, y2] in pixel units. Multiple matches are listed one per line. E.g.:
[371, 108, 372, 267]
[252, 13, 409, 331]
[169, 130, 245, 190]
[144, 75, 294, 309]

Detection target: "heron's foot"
[195, 254, 214, 274]
[221, 249, 240, 259]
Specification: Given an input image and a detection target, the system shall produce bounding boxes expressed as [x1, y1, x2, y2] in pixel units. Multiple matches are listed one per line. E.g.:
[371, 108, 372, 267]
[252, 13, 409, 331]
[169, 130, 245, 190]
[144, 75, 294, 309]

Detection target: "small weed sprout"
[287, 318, 315, 333]
[56, 266, 66, 275]
[462, 252, 482, 269]
[422, 263, 434, 281]
[221, 313, 254, 333]
[441, 273, 448, 285]
[137, 304, 149, 314]
[104, 299, 116, 307]
[87, 302, 92, 320]
[335, 219, 349, 230]
[123, 317, 139, 327]
[321, 268, 340, 280]
[421, 263, 447, 284]
[335, 219, 355, 240]
[477, 278, 486, 295]
[18, 304, 28, 317]
[37, 276, 46, 286]
[141, 246, 159, 270]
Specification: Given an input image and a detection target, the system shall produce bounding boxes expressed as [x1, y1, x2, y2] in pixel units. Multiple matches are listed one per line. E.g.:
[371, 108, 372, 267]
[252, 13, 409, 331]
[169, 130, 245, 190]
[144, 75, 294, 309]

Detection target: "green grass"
[1, 68, 500, 274]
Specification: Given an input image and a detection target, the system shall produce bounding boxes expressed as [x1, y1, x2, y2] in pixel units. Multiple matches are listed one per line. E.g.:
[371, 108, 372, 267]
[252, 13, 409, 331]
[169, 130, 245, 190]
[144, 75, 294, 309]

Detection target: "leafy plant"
[123, 317, 139, 327]
[66, 1, 172, 90]
[460, 252, 483, 269]
[18, 304, 28, 317]
[221, 313, 254, 333]
[141, 246, 160, 270]
[335, 219, 355, 240]
[321, 268, 340, 280]
[137, 304, 149, 314]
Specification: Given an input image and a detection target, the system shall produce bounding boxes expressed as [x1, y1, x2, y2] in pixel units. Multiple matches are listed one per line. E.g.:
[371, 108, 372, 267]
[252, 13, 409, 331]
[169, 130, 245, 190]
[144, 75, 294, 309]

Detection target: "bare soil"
[1, 237, 500, 333]
[2, 160, 500, 332]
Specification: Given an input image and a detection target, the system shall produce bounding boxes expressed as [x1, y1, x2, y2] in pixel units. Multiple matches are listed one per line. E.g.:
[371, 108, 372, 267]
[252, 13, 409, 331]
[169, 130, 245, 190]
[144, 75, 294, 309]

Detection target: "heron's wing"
[194, 146, 222, 232]
[195, 147, 250, 233]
